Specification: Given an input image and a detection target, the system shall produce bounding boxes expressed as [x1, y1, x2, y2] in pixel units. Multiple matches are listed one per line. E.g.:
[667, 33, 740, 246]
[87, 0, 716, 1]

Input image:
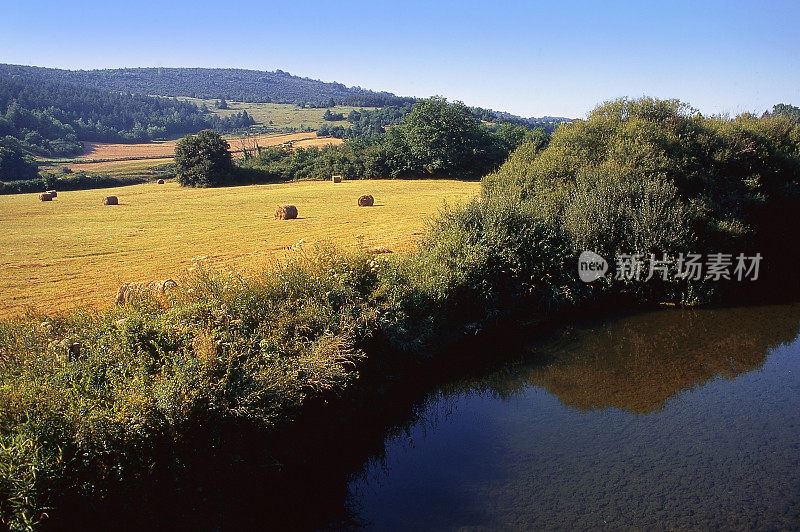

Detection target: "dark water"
[345, 304, 800, 530]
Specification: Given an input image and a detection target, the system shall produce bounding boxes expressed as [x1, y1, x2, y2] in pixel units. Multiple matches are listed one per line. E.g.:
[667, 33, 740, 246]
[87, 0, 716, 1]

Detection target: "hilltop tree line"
[0, 64, 416, 108]
[472, 107, 570, 134]
[0, 74, 254, 158]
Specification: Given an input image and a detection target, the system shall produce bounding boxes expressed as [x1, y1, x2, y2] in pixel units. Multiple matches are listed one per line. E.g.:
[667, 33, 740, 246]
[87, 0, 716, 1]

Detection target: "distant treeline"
[318, 104, 414, 138]
[317, 103, 570, 139]
[0, 169, 151, 195]
[472, 107, 571, 134]
[0, 64, 416, 108]
[0, 74, 254, 158]
[242, 97, 549, 180]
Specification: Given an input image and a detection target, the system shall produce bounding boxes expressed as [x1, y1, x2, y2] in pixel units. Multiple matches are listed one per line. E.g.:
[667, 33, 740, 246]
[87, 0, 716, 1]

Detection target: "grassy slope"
[179, 98, 370, 131]
[0, 179, 478, 317]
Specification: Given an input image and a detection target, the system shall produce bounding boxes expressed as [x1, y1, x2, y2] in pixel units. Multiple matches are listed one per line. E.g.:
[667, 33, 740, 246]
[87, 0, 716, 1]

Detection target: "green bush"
[484, 96, 800, 302]
[175, 130, 234, 187]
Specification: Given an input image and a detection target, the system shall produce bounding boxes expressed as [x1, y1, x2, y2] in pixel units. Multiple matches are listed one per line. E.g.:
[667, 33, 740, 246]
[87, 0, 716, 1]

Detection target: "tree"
[174, 130, 233, 187]
[0, 137, 39, 182]
[322, 109, 344, 121]
[215, 99, 229, 110]
[770, 103, 800, 124]
[402, 96, 494, 176]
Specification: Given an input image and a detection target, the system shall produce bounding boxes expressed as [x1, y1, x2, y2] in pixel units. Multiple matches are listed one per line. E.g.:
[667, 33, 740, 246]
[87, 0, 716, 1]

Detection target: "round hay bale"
[103, 196, 119, 205]
[357, 194, 374, 207]
[46, 190, 57, 198]
[275, 205, 298, 220]
[39, 193, 54, 202]
[332, 174, 343, 183]
[157, 179, 165, 184]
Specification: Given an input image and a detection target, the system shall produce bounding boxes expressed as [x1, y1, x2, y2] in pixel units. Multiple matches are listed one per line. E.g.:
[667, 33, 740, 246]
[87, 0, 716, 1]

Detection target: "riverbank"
[12, 290, 639, 530]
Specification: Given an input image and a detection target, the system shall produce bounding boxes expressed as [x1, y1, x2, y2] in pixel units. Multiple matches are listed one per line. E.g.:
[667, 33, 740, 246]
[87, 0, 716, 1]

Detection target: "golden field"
[78, 132, 329, 161]
[0, 179, 479, 318]
[61, 132, 342, 173]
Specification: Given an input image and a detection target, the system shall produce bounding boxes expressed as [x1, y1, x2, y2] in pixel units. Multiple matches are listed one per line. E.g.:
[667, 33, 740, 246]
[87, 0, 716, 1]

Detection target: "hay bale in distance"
[358, 194, 374, 207]
[275, 205, 298, 220]
[157, 179, 165, 184]
[332, 175, 343, 183]
[46, 190, 57, 198]
[39, 193, 54, 202]
[103, 196, 119, 205]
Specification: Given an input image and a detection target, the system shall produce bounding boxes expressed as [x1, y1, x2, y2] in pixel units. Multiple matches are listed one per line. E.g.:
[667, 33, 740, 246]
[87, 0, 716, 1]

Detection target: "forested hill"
[0, 64, 414, 108]
[0, 73, 254, 156]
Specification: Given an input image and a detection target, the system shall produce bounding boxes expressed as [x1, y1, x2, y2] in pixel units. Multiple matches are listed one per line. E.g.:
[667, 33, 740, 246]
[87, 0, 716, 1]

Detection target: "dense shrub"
[0, 137, 39, 182]
[483, 97, 800, 302]
[0, 250, 379, 528]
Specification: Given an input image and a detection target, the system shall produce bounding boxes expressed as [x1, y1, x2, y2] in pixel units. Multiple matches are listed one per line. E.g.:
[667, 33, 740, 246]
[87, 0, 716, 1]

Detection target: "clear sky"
[1, 0, 798, 118]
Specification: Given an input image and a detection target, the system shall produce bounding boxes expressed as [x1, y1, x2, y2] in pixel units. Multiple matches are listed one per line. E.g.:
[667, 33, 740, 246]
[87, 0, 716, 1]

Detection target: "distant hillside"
[0, 73, 254, 157]
[0, 64, 415, 108]
[0, 63, 573, 159]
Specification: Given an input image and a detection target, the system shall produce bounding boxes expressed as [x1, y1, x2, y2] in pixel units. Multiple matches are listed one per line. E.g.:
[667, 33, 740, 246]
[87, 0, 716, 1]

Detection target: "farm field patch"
[0, 179, 478, 317]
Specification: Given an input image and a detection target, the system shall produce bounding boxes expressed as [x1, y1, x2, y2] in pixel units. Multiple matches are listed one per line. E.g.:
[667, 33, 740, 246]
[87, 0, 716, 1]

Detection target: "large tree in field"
[401, 96, 493, 176]
[174, 130, 233, 187]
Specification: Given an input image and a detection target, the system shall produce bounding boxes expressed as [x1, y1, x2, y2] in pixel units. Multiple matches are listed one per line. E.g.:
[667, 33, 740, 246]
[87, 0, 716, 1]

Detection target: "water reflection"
[348, 304, 800, 530]
[525, 305, 800, 414]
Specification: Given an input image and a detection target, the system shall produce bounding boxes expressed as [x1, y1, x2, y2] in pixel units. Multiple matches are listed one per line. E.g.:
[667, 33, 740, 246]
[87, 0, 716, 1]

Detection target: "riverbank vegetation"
[1, 97, 799, 529]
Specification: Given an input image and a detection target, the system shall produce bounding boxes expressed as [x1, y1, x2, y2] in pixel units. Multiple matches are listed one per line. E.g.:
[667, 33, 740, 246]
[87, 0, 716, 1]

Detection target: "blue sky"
[1, 0, 798, 118]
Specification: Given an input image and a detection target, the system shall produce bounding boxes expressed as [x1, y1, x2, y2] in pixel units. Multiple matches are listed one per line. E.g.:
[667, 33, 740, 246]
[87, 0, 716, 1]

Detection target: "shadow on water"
[44, 304, 800, 530]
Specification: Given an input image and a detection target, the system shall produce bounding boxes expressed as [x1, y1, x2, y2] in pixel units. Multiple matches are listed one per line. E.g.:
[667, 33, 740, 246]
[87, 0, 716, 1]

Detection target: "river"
[344, 304, 800, 529]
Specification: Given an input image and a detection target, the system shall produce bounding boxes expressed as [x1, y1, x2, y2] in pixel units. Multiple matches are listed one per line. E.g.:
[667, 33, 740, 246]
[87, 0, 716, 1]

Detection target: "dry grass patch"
[291, 137, 343, 149]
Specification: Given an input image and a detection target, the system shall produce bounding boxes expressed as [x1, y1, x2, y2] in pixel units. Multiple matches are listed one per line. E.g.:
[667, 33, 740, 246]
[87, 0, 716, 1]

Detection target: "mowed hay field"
[0, 179, 479, 317]
[65, 132, 342, 171]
